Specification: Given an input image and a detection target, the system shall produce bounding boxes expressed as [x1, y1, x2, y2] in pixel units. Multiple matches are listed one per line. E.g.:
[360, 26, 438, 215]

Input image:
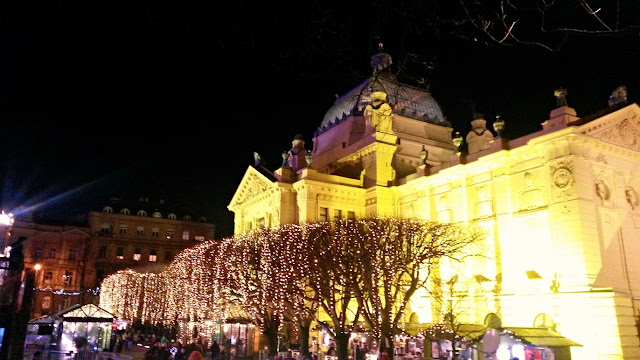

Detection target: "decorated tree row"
[100, 217, 483, 360]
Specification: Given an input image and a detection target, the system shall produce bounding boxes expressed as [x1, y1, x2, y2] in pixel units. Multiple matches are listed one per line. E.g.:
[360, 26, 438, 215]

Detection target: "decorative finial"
[370, 44, 392, 73]
[419, 145, 429, 166]
[253, 152, 261, 167]
[554, 88, 568, 107]
[281, 152, 290, 167]
[305, 154, 313, 169]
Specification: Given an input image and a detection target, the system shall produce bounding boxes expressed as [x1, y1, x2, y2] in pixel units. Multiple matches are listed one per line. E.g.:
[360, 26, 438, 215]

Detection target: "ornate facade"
[229, 47, 640, 359]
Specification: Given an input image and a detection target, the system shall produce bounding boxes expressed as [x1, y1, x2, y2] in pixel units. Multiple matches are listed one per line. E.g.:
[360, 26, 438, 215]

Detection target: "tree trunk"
[298, 318, 311, 356]
[380, 321, 394, 360]
[335, 331, 350, 360]
[263, 317, 280, 357]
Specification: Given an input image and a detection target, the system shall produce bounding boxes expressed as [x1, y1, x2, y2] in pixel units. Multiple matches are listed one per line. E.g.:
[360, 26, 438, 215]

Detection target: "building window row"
[318, 207, 356, 222]
[42, 269, 75, 286]
[104, 246, 171, 262]
[101, 206, 201, 222]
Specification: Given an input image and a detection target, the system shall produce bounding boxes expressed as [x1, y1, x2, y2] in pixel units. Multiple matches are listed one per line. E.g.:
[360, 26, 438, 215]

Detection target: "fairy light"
[99, 218, 481, 353]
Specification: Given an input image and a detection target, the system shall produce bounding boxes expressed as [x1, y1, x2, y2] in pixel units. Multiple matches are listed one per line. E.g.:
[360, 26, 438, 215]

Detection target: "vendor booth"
[25, 303, 115, 358]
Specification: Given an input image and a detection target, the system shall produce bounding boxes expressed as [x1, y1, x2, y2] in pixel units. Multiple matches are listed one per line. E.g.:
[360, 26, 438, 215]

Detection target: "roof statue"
[554, 88, 568, 107]
[608, 85, 628, 106]
[287, 134, 308, 171]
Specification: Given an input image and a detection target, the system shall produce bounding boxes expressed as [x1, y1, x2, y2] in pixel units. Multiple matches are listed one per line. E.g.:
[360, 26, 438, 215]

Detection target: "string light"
[99, 218, 481, 350]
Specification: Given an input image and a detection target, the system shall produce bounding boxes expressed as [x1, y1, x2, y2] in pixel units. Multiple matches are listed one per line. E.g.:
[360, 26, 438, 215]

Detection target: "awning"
[503, 327, 582, 347]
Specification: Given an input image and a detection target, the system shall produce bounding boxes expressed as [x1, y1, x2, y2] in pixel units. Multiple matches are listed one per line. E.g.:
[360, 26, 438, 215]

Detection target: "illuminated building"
[6, 195, 215, 320]
[228, 46, 640, 359]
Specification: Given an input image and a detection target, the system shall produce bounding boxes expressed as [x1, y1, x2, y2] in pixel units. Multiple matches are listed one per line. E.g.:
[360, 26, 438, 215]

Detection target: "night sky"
[1, 2, 639, 238]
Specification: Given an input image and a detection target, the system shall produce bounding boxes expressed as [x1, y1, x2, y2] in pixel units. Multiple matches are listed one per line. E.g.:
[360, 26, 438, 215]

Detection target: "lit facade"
[229, 48, 640, 359]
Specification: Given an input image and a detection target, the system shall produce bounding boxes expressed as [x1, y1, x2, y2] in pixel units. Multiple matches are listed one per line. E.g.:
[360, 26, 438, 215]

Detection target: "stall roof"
[29, 304, 115, 324]
[503, 327, 582, 347]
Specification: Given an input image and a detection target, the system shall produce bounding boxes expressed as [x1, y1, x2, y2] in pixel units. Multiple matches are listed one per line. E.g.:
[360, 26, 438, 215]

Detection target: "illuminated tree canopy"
[99, 217, 483, 360]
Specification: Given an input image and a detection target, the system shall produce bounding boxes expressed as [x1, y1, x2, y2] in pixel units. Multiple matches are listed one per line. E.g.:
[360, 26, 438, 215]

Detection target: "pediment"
[228, 166, 275, 210]
[579, 104, 640, 151]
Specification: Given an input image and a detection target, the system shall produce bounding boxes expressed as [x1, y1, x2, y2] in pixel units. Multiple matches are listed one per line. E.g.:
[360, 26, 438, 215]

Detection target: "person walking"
[210, 341, 220, 360]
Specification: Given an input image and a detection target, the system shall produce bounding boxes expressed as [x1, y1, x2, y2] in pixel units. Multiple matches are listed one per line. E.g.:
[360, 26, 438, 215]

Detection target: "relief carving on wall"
[235, 173, 272, 206]
[595, 179, 612, 206]
[625, 186, 639, 211]
[436, 194, 452, 222]
[474, 184, 494, 219]
[519, 171, 545, 211]
[549, 160, 575, 200]
[585, 112, 640, 151]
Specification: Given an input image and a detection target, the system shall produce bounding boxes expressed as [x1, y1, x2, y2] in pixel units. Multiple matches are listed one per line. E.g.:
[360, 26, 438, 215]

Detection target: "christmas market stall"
[24, 303, 115, 358]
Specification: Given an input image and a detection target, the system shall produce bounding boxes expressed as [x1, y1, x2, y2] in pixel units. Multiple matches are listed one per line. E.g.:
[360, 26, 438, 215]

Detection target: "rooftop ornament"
[493, 115, 505, 137]
[419, 146, 429, 166]
[452, 131, 463, 149]
[554, 88, 568, 107]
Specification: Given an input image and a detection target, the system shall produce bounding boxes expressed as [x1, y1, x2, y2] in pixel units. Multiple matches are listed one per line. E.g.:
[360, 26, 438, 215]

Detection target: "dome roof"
[319, 72, 449, 131]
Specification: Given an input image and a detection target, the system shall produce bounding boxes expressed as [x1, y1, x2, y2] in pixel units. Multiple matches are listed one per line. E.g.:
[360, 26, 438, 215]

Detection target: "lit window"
[137, 210, 147, 217]
[137, 226, 144, 236]
[133, 248, 141, 261]
[166, 229, 174, 239]
[333, 209, 342, 220]
[168, 213, 177, 220]
[149, 249, 157, 262]
[34, 248, 42, 260]
[42, 296, 51, 310]
[319, 207, 328, 222]
[49, 248, 57, 259]
[152, 211, 162, 218]
[152, 228, 159, 237]
[44, 271, 53, 284]
[347, 211, 356, 220]
[120, 208, 130, 215]
[182, 231, 190, 240]
[68, 249, 77, 261]
[63, 271, 74, 285]
[119, 225, 127, 235]
[98, 246, 107, 259]
[195, 236, 205, 241]
[116, 247, 124, 260]
[102, 206, 113, 213]
[183, 215, 192, 221]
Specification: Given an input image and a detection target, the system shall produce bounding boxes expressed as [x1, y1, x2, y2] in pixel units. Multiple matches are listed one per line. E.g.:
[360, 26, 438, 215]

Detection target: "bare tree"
[457, 0, 640, 51]
[348, 218, 483, 360]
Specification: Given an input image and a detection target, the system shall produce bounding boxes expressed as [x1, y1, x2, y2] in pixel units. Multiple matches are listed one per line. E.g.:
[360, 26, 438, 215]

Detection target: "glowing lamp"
[452, 132, 463, 148]
[34, 263, 42, 271]
[0, 211, 14, 226]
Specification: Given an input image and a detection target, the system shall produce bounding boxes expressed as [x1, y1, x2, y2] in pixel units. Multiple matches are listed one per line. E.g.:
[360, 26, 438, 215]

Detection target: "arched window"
[152, 211, 162, 218]
[198, 217, 207, 223]
[103, 206, 113, 213]
[120, 208, 130, 215]
[183, 215, 192, 221]
[101, 223, 112, 235]
[137, 210, 147, 217]
[168, 213, 177, 220]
